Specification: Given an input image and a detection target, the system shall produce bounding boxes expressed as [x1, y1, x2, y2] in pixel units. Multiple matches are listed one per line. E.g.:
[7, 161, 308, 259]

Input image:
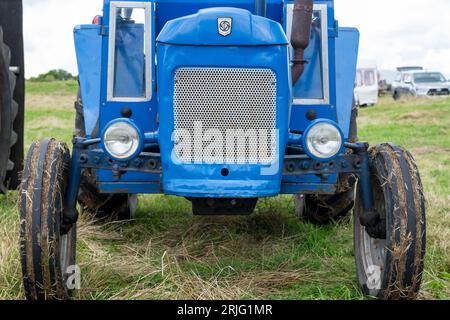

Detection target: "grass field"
[0, 80, 448, 300]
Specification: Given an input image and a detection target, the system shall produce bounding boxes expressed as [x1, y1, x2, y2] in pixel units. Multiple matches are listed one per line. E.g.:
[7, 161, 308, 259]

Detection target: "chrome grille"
[173, 67, 277, 164]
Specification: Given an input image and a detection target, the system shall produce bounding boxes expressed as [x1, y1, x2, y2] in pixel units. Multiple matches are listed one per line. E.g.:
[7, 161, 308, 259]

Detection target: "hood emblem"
[218, 17, 232, 36]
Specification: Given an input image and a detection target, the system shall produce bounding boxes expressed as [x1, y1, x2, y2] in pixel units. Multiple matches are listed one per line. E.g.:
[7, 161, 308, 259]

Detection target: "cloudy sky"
[23, 0, 450, 78]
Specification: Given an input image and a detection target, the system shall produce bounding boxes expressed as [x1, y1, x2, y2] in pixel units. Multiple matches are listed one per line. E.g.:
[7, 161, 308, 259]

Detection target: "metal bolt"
[301, 161, 310, 170]
[112, 164, 122, 182]
[134, 158, 144, 168]
[287, 162, 296, 172]
[148, 159, 157, 170]
[79, 155, 88, 164]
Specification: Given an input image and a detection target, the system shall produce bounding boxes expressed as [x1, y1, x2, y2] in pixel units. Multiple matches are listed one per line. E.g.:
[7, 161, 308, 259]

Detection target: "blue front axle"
[62, 138, 377, 227]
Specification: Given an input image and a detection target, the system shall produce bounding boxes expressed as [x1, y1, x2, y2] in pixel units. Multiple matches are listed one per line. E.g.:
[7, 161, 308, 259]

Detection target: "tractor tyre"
[0, 0, 26, 190]
[19, 139, 77, 300]
[78, 168, 138, 221]
[0, 27, 19, 193]
[294, 188, 356, 225]
[354, 143, 426, 299]
[75, 88, 137, 221]
[294, 103, 358, 224]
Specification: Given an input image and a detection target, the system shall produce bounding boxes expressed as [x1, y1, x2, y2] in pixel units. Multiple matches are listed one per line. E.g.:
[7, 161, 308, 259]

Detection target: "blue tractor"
[19, 0, 426, 300]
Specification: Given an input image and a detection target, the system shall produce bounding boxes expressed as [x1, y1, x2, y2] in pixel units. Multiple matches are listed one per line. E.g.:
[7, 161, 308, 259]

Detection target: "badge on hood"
[218, 17, 232, 36]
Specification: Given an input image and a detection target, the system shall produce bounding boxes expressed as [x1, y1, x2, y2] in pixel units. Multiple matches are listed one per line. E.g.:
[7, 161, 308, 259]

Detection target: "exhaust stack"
[255, 0, 267, 16]
[291, 0, 313, 85]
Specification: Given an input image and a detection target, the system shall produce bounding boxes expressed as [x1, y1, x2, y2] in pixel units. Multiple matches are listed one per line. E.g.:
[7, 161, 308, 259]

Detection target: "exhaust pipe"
[255, 0, 267, 17]
[291, 0, 313, 85]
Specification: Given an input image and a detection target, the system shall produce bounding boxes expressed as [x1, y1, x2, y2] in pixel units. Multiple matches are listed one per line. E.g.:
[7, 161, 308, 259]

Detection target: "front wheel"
[19, 139, 77, 300]
[354, 143, 426, 299]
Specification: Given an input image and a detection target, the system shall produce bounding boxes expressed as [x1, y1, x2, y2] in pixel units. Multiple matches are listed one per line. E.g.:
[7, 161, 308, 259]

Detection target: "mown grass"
[0, 82, 448, 300]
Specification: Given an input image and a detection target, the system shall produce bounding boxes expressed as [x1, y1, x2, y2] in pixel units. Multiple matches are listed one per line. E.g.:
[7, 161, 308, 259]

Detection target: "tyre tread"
[0, 26, 19, 192]
[357, 143, 426, 299]
[19, 139, 73, 300]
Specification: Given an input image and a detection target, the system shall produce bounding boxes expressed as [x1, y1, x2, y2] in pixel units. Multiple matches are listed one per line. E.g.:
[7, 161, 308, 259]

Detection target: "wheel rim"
[59, 227, 75, 284]
[294, 194, 305, 218]
[128, 194, 138, 219]
[59, 234, 69, 277]
[355, 175, 388, 295]
[359, 226, 387, 284]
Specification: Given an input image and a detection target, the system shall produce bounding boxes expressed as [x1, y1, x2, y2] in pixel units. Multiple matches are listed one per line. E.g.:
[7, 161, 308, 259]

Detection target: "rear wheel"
[78, 168, 138, 220]
[0, 27, 19, 193]
[75, 89, 137, 220]
[19, 139, 77, 300]
[354, 143, 426, 299]
[0, 0, 25, 191]
[295, 187, 356, 225]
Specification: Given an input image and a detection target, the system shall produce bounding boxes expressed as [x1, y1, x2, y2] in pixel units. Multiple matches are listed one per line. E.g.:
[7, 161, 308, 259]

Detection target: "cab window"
[107, 2, 152, 101]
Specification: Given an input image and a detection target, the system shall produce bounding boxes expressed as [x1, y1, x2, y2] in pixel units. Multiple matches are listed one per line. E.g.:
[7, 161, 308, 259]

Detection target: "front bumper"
[62, 137, 375, 226]
[416, 88, 450, 96]
[68, 137, 368, 197]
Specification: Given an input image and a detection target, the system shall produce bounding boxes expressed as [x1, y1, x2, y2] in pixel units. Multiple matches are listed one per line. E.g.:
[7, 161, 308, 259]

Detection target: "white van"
[354, 60, 379, 107]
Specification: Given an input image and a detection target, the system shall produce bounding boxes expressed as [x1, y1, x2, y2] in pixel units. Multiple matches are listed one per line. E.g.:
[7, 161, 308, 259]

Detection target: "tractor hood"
[156, 7, 288, 46]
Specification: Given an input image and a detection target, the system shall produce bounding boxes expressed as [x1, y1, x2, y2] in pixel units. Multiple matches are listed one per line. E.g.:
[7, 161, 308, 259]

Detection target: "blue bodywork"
[73, 0, 360, 198]
[157, 8, 290, 197]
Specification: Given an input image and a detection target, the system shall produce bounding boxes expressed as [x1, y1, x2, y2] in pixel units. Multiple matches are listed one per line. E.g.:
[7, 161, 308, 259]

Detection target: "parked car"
[354, 60, 379, 107]
[378, 69, 397, 95]
[396, 66, 423, 73]
[392, 71, 450, 100]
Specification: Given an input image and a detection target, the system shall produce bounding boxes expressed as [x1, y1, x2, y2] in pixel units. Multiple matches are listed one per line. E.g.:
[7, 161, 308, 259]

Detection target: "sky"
[23, 0, 450, 78]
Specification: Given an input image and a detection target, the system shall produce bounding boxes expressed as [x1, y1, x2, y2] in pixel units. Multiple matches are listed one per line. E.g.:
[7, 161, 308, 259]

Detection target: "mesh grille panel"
[173, 67, 277, 164]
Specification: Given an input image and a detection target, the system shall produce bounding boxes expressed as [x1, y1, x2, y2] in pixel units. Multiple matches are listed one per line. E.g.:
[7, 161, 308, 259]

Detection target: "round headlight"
[104, 121, 140, 160]
[305, 122, 343, 160]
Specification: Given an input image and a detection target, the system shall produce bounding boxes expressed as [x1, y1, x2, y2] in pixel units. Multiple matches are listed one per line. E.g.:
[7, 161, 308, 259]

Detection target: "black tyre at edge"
[0, 0, 25, 190]
[0, 27, 20, 193]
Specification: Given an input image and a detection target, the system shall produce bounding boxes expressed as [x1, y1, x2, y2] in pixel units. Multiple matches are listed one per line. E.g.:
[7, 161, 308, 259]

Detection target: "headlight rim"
[302, 119, 344, 161]
[102, 119, 143, 161]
